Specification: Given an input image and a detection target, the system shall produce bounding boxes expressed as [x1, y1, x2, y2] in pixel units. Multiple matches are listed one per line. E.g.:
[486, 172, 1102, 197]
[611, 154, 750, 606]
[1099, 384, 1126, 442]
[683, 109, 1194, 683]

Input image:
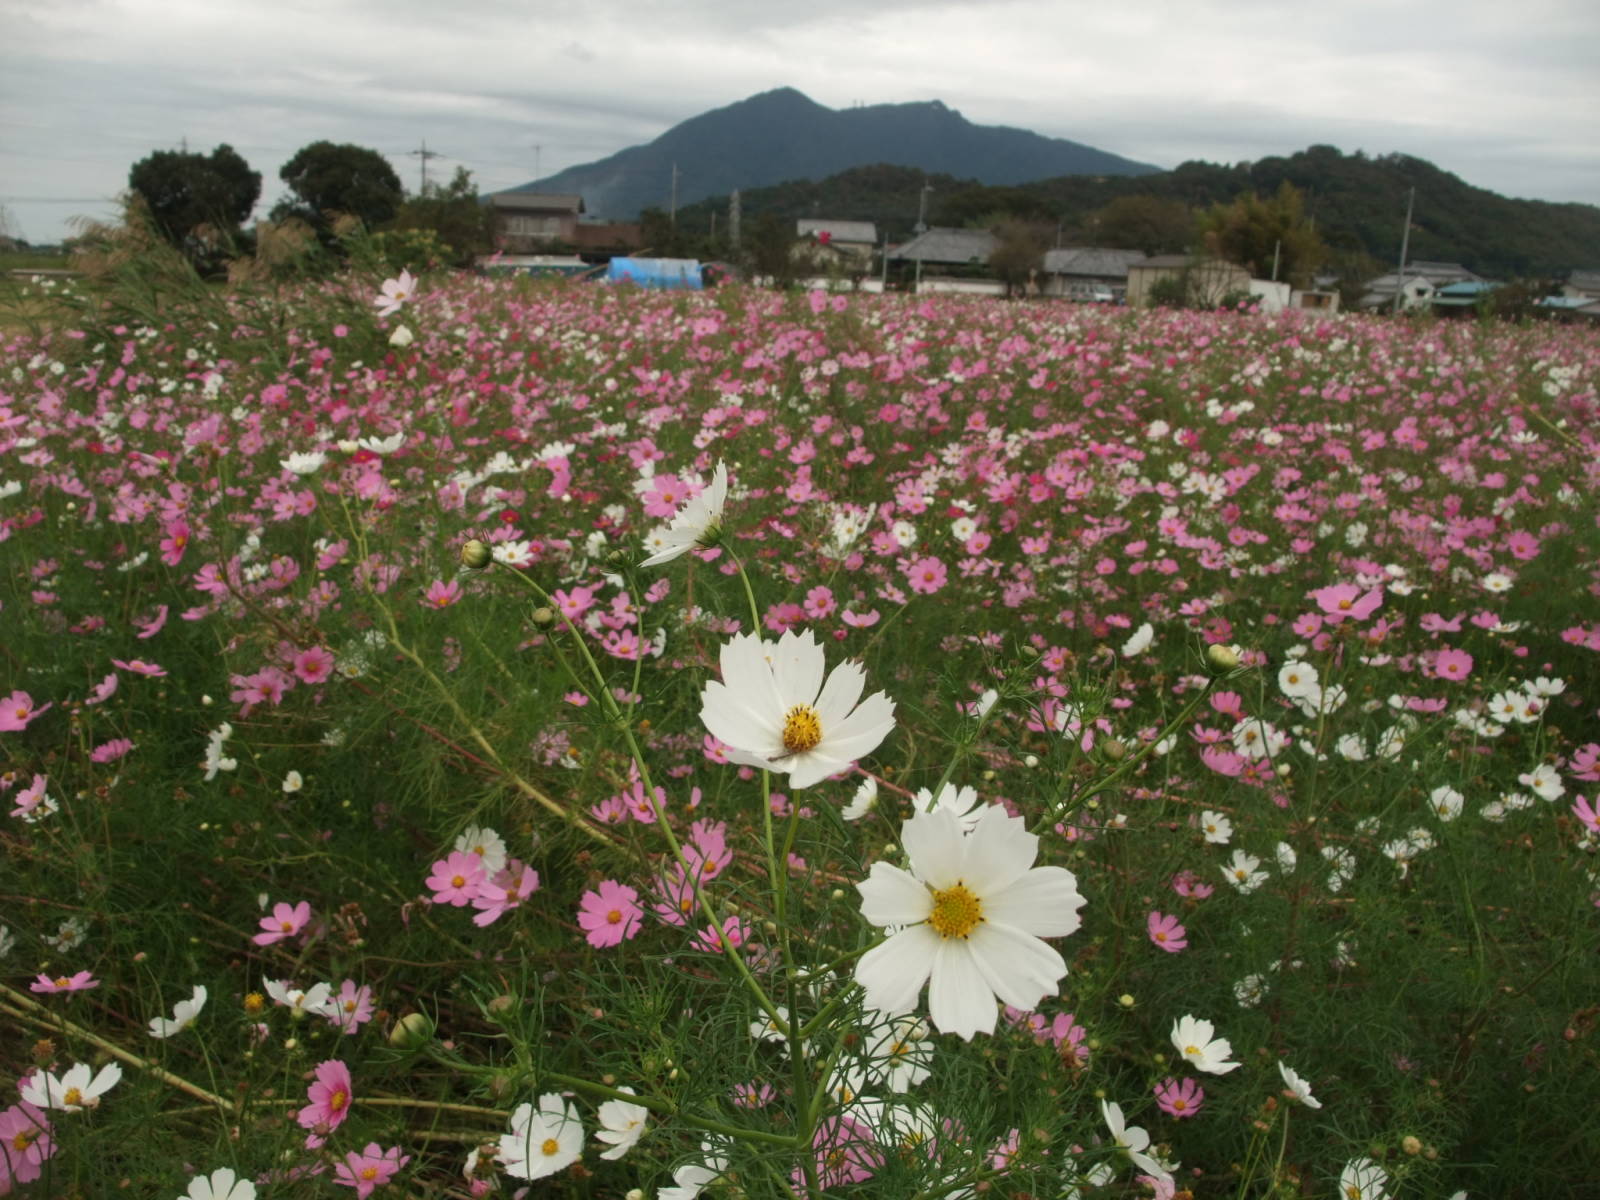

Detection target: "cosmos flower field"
[1, 272, 1598, 1198]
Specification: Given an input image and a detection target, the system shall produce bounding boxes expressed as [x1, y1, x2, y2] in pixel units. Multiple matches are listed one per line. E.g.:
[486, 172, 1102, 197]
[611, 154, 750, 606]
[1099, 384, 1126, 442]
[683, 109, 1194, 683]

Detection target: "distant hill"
[671, 147, 1600, 280]
[505, 87, 1160, 219]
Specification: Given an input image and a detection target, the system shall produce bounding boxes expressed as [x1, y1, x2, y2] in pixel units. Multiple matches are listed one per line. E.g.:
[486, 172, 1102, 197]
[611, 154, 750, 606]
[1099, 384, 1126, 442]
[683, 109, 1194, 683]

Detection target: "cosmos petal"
[856, 925, 939, 1016]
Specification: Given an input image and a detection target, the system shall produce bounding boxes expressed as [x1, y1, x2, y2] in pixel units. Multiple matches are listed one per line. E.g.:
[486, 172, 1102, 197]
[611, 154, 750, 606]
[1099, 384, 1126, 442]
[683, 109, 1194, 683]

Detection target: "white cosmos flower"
[1277, 1060, 1323, 1108]
[20, 1061, 122, 1111]
[492, 540, 536, 568]
[862, 1012, 933, 1092]
[854, 804, 1086, 1040]
[700, 629, 895, 790]
[1429, 785, 1464, 821]
[388, 324, 414, 347]
[1100, 1100, 1168, 1179]
[640, 461, 729, 567]
[594, 1086, 649, 1161]
[501, 1092, 584, 1181]
[278, 451, 326, 476]
[1170, 1014, 1241, 1074]
[1222, 849, 1268, 894]
[453, 825, 508, 874]
[1121, 623, 1154, 656]
[842, 777, 878, 821]
[1339, 1155, 1391, 1200]
[1199, 810, 1233, 844]
[356, 431, 406, 456]
[914, 783, 984, 832]
[149, 985, 208, 1038]
[182, 1167, 257, 1200]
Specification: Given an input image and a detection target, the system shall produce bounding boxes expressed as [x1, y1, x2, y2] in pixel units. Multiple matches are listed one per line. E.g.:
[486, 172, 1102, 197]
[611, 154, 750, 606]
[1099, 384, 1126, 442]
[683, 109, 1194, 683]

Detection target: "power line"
[409, 140, 444, 194]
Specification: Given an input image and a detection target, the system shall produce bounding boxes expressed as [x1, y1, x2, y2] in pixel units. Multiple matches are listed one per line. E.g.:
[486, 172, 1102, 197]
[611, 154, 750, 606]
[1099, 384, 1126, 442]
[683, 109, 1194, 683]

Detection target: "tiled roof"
[490, 192, 585, 213]
[889, 227, 999, 263]
[1042, 247, 1146, 277]
[797, 219, 878, 244]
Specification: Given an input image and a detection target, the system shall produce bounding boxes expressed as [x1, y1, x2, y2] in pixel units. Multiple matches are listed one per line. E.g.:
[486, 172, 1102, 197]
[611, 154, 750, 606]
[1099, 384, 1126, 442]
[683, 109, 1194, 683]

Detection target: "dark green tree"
[273, 141, 403, 234]
[987, 218, 1051, 295]
[1197, 181, 1328, 286]
[389, 167, 492, 266]
[127, 144, 260, 263]
[1090, 195, 1193, 255]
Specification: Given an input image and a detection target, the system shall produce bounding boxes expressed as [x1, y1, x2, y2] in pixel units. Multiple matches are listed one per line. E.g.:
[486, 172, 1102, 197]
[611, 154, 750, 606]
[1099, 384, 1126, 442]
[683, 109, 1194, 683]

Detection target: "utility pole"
[669, 163, 680, 228]
[1393, 186, 1415, 315]
[410, 140, 443, 195]
[1271, 239, 1281, 282]
[914, 181, 932, 234]
[729, 190, 741, 249]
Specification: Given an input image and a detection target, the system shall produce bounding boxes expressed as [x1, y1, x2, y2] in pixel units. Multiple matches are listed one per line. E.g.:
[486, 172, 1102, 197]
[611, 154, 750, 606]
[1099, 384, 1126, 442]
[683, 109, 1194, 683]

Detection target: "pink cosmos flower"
[904, 555, 948, 595]
[10, 774, 52, 820]
[326, 981, 376, 1035]
[0, 1101, 55, 1187]
[684, 818, 732, 883]
[158, 521, 191, 566]
[1432, 648, 1474, 681]
[86, 674, 118, 705]
[0, 690, 51, 732]
[652, 864, 699, 927]
[334, 1142, 409, 1197]
[90, 738, 134, 764]
[297, 1059, 354, 1148]
[1154, 1076, 1205, 1118]
[292, 646, 337, 685]
[795, 1114, 882, 1190]
[112, 658, 167, 676]
[1573, 796, 1600, 835]
[30, 971, 98, 993]
[422, 580, 462, 608]
[1311, 583, 1383, 624]
[1147, 910, 1189, 953]
[253, 900, 313, 947]
[426, 852, 486, 907]
[470, 859, 539, 927]
[803, 585, 837, 620]
[840, 608, 880, 628]
[577, 880, 644, 948]
[374, 270, 417, 318]
[1171, 870, 1214, 900]
[135, 604, 169, 638]
[692, 915, 751, 953]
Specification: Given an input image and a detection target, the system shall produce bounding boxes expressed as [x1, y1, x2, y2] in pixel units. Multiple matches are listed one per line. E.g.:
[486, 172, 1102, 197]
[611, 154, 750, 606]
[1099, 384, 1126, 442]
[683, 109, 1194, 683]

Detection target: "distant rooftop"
[888, 227, 999, 264]
[797, 219, 878, 244]
[1043, 247, 1146, 277]
[490, 192, 585, 214]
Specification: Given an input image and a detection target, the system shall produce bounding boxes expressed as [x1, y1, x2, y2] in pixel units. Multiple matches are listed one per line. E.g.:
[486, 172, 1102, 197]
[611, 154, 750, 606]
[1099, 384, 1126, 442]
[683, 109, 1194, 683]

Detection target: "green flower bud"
[460, 539, 492, 570]
[388, 1011, 434, 1048]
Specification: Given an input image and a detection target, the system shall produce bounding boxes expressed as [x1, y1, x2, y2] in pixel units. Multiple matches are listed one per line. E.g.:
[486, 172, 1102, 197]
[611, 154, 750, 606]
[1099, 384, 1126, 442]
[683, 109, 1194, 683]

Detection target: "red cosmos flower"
[498, 509, 521, 525]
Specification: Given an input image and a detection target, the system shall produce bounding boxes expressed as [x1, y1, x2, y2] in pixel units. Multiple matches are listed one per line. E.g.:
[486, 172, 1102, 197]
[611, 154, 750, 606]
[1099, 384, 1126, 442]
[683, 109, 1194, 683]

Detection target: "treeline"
[670, 147, 1600, 281]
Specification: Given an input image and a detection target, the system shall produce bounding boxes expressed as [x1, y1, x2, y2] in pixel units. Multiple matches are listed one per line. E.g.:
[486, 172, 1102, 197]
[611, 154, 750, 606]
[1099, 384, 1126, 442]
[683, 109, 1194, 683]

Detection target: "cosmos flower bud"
[388, 1011, 434, 1048]
[531, 607, 555, 626]
[460, 539, 492, 570]
[1206, 643, 1242, 673]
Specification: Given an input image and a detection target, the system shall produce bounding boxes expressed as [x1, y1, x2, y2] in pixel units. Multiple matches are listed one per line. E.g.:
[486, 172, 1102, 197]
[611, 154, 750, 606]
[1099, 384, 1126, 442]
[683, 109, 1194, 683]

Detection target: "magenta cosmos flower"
[298, 1059, 353, 1147]
[577, 880, 644, 948]
[1153, 1076, 1205, 1118]
[1146, 911, 1188, 953]
[253, 900, 313, 947]
[333, 1143, 408, 1197]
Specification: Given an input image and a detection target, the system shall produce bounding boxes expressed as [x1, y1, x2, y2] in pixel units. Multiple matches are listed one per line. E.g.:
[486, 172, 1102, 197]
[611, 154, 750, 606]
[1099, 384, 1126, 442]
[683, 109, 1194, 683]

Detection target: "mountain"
[506, 87, 1160, 219]
[669, 148, 1600, 280]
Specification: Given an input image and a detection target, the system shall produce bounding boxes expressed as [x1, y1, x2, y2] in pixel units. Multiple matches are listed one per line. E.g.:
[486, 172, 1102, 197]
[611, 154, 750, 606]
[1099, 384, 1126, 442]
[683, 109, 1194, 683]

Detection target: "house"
[488, 193, 585, 251]
[1357, 261, 1481, 311]
[1560, 269, 1600, 301]
[1537, 295, 1600, 322]
[1041, 247, 1146, 301]
[1125, 255, 1250, 308]
[887, 227, 1001, 293]
[1430, 279, 1502, 316]
[796, 219, 878, 261]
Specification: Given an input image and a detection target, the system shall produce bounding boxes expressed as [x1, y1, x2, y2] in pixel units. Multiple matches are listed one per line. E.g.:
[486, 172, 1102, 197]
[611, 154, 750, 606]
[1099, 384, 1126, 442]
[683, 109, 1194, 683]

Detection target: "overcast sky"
[4, 0, 1598, 243]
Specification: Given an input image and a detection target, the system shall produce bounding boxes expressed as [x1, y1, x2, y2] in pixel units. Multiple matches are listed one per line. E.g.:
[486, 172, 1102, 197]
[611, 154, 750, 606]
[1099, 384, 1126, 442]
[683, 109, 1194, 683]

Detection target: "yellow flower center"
[541, 1137, 561, 1156]
[1173, 1098, 1188, 1111]
[243, 992, 265, 1013]
[781, 705, 823, 754]
[329, 1089, 347, 1112]
[54, 976, 71, 988]
[927, 882, 984, 939]
[451, 874, 466, 888]
[1185, 1044, 1201, 1056]
[12, 1129, 35, 1151]
[606, 909, 622, 924]
[360, 1166, 379, 1181]
[62, 1087, 83, 1107]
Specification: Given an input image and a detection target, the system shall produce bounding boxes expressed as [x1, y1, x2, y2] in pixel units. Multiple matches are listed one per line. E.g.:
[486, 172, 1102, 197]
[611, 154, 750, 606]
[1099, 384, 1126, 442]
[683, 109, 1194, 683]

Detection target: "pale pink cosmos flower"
[1433, 648, 1474, 681]
[421, 580, 462, 608]
[576, 880, 644, 948]
[794, 1114, 882, 1190]
[0, 690, 51, 732]
[112, 658, 167, 677]
[253, 900, 313, 947]
[10, 774, 53, 821]
[1146, 911, 1188, 953]
[374, 270, 417, 318]
[904, 555, 948, 595]
[30, 971, 98, 993]
[333, 1142, 408, 1197]
[297, 1059, 353, 1148]
[1573, 796, 1600, 835]
[85, 674, 119, 705]
[426, 852, 486, 907]
[1311, 583, 1383, 624]
[292, 646, 337, 685]
[0, 1101, 55, 1186]
[90, 738, 134, 763]
[470, 859, 539, 927]
[326, 981, 376, 1035]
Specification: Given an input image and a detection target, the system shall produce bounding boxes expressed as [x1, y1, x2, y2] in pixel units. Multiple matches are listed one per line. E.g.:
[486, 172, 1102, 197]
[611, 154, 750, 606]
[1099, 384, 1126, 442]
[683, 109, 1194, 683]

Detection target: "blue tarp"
[606, 257, 703, 290]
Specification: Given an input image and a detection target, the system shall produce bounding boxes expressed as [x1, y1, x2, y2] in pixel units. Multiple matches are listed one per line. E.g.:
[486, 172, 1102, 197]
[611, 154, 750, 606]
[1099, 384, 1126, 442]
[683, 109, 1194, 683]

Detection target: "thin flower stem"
[0, 986, 226, 1110]
[540, 1073, 801, 1148]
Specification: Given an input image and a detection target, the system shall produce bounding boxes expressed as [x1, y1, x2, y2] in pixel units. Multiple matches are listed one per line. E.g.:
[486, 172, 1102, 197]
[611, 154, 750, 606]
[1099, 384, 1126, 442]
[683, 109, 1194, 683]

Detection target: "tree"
[1091, 195, 1193, 255]
[389, 167, 492, 266]
[127, 144, 261, 263]
[274, 141, 403, 234]
[987, 219, 1051, 296]
[1197, 181, 1328, 287]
